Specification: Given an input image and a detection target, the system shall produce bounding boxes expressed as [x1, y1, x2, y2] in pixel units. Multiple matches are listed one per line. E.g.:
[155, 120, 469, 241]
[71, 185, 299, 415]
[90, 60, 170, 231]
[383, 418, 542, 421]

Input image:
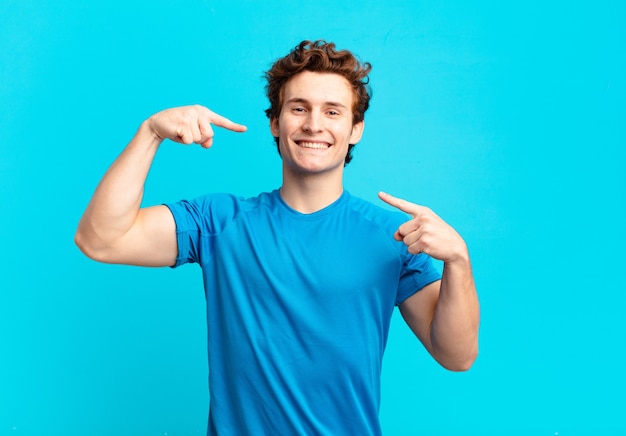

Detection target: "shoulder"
[343, 192, 408, 230]
[165, 191, 272, 233]
[167, 192, 242, 217]
[338, 192, 411, 254]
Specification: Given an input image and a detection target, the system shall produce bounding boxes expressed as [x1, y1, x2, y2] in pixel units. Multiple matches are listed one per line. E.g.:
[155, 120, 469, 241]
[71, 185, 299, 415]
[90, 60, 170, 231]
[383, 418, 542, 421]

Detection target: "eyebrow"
[285, 98, 349, 110]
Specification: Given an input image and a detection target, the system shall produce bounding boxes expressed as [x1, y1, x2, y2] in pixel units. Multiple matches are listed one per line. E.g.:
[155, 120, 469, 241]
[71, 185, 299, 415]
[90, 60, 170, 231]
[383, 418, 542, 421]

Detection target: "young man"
[75, 40, 479, 435]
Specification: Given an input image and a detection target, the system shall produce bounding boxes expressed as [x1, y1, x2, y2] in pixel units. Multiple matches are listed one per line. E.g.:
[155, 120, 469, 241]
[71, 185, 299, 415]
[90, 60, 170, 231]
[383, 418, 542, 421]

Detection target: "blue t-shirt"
[166, 189, 441, 436]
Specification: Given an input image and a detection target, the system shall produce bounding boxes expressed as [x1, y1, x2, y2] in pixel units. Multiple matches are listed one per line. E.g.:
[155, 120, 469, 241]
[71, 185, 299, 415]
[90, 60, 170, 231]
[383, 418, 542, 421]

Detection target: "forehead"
[282, 71, 354, 107]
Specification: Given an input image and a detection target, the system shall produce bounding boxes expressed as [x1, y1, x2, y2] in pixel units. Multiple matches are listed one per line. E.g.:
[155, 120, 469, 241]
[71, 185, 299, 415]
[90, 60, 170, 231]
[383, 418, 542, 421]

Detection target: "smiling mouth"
[296, 141, 331, 149]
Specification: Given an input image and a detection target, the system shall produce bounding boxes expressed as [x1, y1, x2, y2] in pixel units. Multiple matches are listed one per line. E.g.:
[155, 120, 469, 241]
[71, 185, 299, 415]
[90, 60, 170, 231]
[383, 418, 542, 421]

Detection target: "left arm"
[379, 192, 480, 371]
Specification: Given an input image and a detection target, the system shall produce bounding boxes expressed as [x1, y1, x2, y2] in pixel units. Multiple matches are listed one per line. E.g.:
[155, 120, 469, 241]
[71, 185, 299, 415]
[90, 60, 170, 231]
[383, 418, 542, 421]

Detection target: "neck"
[280, 169, 344, 214]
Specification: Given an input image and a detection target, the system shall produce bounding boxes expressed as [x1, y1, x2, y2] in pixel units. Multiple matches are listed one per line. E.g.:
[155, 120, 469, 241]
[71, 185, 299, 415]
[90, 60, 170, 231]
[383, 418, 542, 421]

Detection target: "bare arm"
[379, 191, 480, 371]
[75, 105, 247, 267]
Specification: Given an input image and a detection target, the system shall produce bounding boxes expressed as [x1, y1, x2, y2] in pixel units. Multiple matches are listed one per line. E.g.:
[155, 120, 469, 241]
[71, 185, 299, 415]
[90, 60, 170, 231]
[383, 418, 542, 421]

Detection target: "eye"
[327, 110, 340, 116]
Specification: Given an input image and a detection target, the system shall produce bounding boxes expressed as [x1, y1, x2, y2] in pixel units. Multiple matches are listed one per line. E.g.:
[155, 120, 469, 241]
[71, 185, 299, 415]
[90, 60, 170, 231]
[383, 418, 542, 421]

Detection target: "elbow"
[444, 352, 478, 372]
[436, 343, 479, 372]
[74, 229, 110, 263]
[74, 229, 95, 260]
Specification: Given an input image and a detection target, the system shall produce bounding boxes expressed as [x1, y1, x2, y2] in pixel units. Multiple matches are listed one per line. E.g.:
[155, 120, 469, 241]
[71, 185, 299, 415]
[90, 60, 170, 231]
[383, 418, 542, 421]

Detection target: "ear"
[349, 120, 364, 144]
[270, 117, 279, 137]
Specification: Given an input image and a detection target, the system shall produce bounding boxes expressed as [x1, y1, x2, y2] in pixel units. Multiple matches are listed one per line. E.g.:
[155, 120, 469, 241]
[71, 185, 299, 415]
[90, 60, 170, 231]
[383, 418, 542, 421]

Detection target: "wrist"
[137, 119, 164, 150]
[442, 244, 470, 268]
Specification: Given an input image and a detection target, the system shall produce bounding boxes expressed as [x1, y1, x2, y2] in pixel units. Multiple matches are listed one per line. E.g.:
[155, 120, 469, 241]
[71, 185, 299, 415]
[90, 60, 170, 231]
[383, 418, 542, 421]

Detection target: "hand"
[378, 191, 468, 264]
[147, 105, 247, 148]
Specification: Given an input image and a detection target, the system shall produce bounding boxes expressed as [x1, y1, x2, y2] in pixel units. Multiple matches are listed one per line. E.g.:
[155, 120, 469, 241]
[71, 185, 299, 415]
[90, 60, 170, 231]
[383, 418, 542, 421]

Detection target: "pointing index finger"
[208, 110, 248, 133]
[378, 191, 421, 217]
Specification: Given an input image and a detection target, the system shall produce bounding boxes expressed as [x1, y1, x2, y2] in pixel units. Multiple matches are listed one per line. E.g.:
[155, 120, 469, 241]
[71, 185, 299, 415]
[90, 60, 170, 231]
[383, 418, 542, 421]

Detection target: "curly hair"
[264, 40, 372, 165]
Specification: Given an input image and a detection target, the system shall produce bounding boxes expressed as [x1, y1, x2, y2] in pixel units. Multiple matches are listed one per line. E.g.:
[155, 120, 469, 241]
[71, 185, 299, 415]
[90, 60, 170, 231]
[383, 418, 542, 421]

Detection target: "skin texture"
[75, 71, 479, 371]
[379, 192, 479, 370]
[271, 71, 363, 213]
[74, 105, 246, 266]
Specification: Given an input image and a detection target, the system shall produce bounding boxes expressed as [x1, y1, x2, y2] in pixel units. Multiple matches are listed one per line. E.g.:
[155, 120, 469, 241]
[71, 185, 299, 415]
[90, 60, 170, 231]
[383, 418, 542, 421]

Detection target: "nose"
[302, 111, 322, 133]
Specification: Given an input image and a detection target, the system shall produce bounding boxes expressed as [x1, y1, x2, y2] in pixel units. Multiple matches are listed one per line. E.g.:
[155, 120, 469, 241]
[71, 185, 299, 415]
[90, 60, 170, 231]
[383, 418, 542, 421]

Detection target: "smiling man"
[272, 70, 364, 212]
[75, 40, 479, 435]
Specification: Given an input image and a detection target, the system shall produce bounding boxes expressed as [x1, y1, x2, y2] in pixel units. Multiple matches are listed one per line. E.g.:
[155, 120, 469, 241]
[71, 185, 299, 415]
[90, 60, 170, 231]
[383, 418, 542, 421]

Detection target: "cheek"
[273, 117, 298, 137]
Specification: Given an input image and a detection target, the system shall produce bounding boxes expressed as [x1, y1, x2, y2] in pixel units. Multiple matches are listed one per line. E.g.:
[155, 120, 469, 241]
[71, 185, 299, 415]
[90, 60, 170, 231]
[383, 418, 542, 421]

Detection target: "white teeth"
[299, 141, 329, 149]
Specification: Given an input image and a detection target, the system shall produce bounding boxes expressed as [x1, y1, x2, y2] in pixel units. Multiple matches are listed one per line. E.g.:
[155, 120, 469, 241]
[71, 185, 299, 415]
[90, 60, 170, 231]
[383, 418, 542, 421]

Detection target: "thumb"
[378, 191, 421, 217]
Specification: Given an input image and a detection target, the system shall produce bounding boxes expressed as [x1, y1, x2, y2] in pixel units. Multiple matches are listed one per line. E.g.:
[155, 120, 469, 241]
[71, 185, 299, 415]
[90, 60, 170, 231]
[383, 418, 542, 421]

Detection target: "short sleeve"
[395, 252, 442, 305]
[164, 194, 241, 268]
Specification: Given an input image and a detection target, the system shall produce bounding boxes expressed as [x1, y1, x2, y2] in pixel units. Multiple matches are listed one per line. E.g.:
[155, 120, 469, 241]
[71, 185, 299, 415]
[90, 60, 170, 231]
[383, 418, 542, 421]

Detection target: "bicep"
[106, 205, 178, 267]
[398, 280, 441, 354]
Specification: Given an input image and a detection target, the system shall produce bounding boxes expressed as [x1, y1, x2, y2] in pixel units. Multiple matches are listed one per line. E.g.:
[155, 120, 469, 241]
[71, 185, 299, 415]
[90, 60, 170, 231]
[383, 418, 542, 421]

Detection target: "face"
[270, 71, 364, 177]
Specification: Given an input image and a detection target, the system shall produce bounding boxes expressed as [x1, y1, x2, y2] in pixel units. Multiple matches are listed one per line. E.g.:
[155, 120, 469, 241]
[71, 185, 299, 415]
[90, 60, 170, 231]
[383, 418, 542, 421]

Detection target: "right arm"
[74, 105, 247, 267]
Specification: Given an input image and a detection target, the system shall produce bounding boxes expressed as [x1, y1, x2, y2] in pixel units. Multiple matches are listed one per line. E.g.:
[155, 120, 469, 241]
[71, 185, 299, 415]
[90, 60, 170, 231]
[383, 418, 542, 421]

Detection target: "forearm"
[75, 121, 162, 255]
[430, 254, 480, 371]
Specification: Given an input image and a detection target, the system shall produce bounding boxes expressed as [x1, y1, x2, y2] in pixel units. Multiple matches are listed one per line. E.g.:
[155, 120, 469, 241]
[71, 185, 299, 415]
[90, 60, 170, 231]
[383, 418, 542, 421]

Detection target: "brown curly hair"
[264, 40, 372, 165]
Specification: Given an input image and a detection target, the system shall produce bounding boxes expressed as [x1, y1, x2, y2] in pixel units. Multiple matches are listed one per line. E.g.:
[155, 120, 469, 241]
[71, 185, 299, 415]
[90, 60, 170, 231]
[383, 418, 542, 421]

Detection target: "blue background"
[1, 1, 625, 435]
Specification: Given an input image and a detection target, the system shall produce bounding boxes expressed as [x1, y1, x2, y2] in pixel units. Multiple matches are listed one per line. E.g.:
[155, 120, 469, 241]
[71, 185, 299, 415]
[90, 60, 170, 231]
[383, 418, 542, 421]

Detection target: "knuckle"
[200, 123, 214, 136]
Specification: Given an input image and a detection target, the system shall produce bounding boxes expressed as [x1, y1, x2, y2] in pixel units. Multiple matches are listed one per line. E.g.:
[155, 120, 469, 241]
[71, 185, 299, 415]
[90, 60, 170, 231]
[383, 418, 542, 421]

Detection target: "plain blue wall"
[1, 1, 625, 434]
